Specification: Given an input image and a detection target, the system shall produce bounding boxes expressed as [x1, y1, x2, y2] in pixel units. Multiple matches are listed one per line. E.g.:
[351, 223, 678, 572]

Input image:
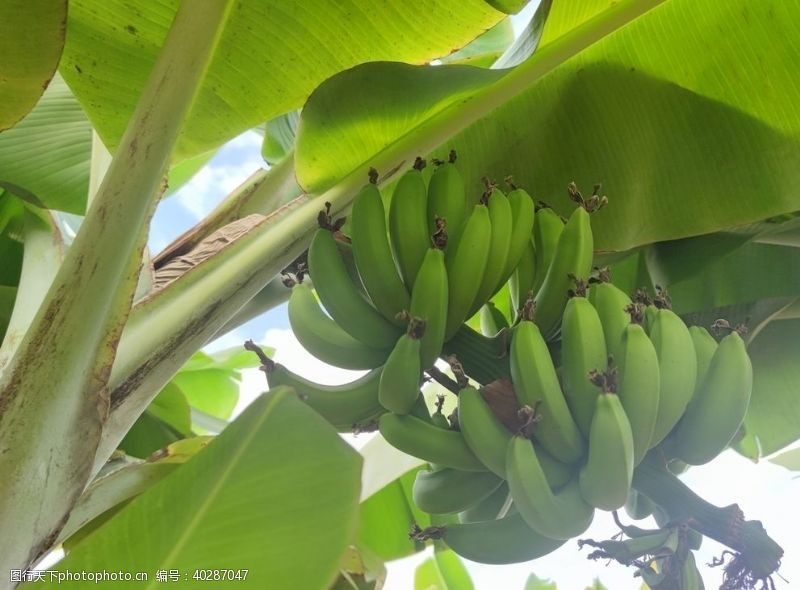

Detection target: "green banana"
[506, 436, 594, 540]
[442, 512, 564, 564]
[560, 293, 608, 435]
[680, 551, 705, 590]
[458, 386, 511, 477]
[668, 331, 752, 465]
[287, 283, 390, 370]
[509, 239, 536, 314]
[456, 386, 574, 489]
[308, 228, 401, 348]
[689, 325, 719, 388]
[459, 483, 510, 523]
[588, 280, 633, 356]
[533, 206, 594, 340]
[427, 154, 467, 242]
[412, 467, 503, 514]
[350, 181, 410, 323]
[379, 413, 485, 471]
[470, 188, 512, 315]
[389, 161, 430, 287]
[644, 304, 658, 334]
[378, 321, 423, 414]
[431, 413, 451, 429]
[616, 322, 660, 465]
[648, 308, 698, 446]
[444, 204, 492, 340]
[510, 320, 585, 464]
[500, 187, 536, 290]
[535, 444, 575, 490]
[409, 248, 449, 368]
[578, 391, 635, 510]
[531, 206, 564, 296]
[688, 527, 704, 550]
[335, 238, 369, 300]
[624, 489, 655, 521]
[266, 364, 383, 431]
[479, 301, 509, 337]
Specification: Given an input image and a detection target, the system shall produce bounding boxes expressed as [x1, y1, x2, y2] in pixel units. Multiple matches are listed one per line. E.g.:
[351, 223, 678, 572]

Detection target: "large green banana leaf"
[0, 1, 67, 131]
[33, 389, 362, 590]
[295, 0, 800, 252]
[59, 0, 509, 162]
[740, 319, 800, 457]
[0, 76, 92, 214]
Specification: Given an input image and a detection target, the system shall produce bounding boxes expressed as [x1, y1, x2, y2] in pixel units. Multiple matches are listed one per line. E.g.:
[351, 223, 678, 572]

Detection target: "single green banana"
[510, 320, 585, 464]
[459, 483, 510, 523]
[350, 182, 410, 322]
[560, 294, 608, 435]
[470, 188, 512, 315]
[533, 206, 594, 340]
[616, 322, 660, 465]
[427, 154, 467, 243]
[444, 204, 492, 340]
[431, 414, 451, 430]
[266, 364, 383, 431]
[499, 187, 536, 290]
[624, 489, 655, 521]
[379, 413, 485, 471]
[689, 325, 719, 389]
[507, 436, 594, 540]
[287, 283, 391, 370]
[648, 308, 698, 446]
[442, 512, 564, 564]
[458, 386, 511, 477]
[509, 239, 536, 314]
[668, 331, 752, 465]
[479, 301, 509, 337]
[308, 229, 401, 348]
[335, 238, 369, 300]
[644, 304, 658, 334]
[412, 467, 503, 514]
[688, 527, 703, 550]
[531, 206, 564, 296]
[389, 162, 430, 287]
[578, 392, 635, 510]
[588, 281, 633, 356]
[378, 322, 423, 414]
[535, 444, 575, 490]
[680, 551, 705, 590]
[410, 248, 449, 368]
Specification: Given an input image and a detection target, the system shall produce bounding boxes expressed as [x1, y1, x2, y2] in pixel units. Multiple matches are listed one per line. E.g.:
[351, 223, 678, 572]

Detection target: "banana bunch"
[280, 155, 536, 430]
[265, 162, 756, 579]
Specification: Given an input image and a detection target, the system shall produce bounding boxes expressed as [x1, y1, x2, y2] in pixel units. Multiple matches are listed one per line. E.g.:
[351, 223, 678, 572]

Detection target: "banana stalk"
[633, 455, 783, 581]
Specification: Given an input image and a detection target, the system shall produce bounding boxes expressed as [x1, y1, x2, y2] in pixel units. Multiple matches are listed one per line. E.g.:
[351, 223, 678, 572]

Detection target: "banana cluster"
[402, 280, 753, 568]
[272, 153, 536, 429]
[261, 154, 755, 580]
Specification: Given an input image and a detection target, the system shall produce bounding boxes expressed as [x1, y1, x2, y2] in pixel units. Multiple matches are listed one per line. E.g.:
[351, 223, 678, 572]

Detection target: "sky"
[148, 127, 800, 589]
[146, 3, 799, 586]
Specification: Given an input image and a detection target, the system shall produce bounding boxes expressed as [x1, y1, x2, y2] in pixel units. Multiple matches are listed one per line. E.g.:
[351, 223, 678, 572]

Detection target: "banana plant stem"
[633, 454, 783, 581]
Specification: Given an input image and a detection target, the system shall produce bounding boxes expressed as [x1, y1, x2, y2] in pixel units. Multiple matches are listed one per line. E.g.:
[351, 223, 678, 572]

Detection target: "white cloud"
[173, 129, 267, 222]
[225, 130, 264, 152]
